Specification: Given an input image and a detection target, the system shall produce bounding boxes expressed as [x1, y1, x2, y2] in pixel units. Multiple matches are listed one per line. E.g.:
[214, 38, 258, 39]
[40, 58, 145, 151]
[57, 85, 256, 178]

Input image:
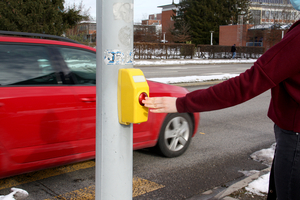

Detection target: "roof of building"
[248, 23, 292, 30]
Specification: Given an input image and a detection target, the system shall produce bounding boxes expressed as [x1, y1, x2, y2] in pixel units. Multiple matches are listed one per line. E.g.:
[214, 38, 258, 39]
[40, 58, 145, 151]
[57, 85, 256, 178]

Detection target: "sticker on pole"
[113, 3, 133, 23]
[104, 50, 133, 65]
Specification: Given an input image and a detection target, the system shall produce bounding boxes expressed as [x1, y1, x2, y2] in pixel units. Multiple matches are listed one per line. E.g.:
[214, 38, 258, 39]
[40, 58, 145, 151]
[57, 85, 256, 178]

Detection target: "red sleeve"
[176, 21, 300, 113]
[176, 63, 275, 113]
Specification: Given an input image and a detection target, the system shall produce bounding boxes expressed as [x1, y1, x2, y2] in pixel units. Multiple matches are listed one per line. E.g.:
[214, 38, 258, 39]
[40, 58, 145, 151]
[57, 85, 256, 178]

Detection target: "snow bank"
[148, 74, 239, 84]
[245, 143, 276, 196]
[0, 188, 28, 200]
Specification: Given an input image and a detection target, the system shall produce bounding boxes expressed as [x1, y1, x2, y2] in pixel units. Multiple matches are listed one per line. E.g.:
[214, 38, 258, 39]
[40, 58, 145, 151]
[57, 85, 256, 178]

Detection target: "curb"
[188, 167, 270, 200]
[215, 167, 271, 199]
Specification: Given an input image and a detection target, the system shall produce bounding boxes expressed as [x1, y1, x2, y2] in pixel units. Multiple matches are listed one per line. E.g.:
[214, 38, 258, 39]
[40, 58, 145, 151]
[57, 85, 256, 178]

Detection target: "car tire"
[156, 113, 193, 158]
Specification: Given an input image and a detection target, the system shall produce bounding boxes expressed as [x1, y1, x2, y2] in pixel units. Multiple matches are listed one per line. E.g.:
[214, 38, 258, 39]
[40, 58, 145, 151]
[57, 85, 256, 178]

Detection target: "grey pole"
[96, 0, 134, 199]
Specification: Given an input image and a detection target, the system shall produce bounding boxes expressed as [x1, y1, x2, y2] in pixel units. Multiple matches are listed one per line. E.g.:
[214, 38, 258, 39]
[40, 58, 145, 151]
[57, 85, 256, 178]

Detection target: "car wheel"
[156, 113, 193, 158]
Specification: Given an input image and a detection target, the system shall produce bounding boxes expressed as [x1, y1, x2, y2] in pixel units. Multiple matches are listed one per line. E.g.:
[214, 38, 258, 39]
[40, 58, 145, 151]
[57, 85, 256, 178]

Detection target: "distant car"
[0, 31, 200, 179]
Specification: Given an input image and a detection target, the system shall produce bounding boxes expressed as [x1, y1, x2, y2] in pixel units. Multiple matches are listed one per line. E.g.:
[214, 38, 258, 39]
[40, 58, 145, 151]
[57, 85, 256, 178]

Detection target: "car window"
[58, 47, 96, 85]
[0, 44, 57, 86]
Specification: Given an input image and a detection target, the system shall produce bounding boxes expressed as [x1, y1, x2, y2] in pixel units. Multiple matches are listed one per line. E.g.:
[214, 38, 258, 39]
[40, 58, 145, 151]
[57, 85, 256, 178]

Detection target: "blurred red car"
[0, 31, 199, 179]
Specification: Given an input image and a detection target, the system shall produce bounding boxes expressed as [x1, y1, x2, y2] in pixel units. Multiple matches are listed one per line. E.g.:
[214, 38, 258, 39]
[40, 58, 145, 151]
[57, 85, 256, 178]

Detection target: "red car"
[0, 31, 199, 179]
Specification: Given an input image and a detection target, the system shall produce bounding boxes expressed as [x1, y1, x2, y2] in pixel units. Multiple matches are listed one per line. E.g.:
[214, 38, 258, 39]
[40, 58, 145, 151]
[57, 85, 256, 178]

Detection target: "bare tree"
[171, 21, 191, 43]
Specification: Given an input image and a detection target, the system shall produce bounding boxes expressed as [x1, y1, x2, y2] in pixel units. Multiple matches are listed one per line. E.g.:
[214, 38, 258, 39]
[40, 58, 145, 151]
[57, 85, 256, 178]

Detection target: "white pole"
[96, 0, 133, 199]
[210, 31, 214, 45]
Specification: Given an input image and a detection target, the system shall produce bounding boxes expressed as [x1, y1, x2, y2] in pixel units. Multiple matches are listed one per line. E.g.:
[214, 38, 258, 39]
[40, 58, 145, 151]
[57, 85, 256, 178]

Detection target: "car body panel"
[0, 86, 80, 161]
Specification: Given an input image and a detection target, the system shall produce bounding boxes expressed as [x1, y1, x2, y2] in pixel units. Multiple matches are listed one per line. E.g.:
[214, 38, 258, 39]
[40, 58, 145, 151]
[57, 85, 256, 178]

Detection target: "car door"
[57, 47, 97, 154]
[0, 43, 80, 166]
[56, 46, 153, 152]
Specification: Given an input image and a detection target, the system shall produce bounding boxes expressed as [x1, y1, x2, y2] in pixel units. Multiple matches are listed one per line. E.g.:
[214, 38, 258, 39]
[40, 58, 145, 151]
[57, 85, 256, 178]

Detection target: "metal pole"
[210, 31, 214, 45]
[96, 0, 133, 199]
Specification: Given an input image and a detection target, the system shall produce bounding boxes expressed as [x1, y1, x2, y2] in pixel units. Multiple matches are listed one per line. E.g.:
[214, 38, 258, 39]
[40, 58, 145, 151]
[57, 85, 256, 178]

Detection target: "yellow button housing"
[118, 68, 149, 125]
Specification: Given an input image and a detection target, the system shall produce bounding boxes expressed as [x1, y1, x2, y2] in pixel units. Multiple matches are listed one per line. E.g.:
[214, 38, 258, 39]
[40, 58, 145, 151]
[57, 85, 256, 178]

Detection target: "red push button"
[139, 92, 148, 106]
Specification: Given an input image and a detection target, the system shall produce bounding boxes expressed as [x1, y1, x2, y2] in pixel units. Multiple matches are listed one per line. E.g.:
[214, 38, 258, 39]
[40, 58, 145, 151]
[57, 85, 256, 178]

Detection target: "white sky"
[64, 0, 179, 23]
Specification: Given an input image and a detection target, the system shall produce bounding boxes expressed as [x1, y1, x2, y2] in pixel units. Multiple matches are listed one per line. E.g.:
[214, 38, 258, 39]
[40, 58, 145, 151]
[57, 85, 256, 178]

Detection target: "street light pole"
[96, 0, 134, 199]
[210, 31, 214, 45]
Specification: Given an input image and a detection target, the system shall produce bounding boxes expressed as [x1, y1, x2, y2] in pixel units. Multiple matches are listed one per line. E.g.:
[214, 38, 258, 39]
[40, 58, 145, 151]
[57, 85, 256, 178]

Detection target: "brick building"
[142, 14, 162, 25]
[219, 24, 254, 46]
[157, 3, 176, 34]
[220, 0, 298, 50]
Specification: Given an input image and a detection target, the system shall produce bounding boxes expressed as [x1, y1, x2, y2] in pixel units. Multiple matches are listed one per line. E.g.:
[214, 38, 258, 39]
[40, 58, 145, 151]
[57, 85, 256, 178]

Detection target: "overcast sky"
[64, 0, 179, 23]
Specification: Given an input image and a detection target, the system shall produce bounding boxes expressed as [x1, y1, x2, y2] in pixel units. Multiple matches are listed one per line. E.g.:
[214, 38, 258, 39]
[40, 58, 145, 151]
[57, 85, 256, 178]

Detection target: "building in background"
[157, 0, 182, 43]
[65, 21, 96, 44]
[66, 0, 299, 49]
[249, 0, 296, 24]
[78, 21, 97, 43]
[142, 13, 162, 25]
[220, 0, 298, 50]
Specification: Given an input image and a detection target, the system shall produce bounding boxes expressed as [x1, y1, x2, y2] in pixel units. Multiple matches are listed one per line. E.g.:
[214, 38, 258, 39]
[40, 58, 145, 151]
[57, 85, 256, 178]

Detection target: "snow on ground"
[0, 188, 28, 200]
[148, 74, 239, 84]
[135, 58, 255, 84]
[250, 143, 275, 167]
[134, 58, 257, 66]
[245, 143, 276, 196]
[246, 173, 270, 196]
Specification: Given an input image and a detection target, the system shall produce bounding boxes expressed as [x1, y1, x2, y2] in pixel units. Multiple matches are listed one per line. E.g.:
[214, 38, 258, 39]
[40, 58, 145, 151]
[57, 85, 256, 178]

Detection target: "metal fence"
[196, 45, 265, 59]
[133, 43, 265, 60]
[134, 43, 195, 59]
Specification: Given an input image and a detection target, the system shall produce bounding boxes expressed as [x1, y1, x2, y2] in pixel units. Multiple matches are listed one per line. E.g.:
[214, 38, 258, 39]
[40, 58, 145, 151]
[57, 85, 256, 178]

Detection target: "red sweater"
[176, 20, 300, 132]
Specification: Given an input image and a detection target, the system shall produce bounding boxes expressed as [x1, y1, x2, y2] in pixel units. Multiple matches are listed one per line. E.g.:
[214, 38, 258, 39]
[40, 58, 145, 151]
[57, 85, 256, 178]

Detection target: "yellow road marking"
[45, 186, 95, 200]
[1, 161, 164, 198]
[133, 177, 164, 197]
[0, 160, 95, 190]
[44, 178, 164, 199]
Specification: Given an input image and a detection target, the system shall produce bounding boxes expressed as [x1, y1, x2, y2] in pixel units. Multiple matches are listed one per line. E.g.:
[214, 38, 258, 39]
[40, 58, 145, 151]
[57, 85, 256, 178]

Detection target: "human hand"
[142, 97, 178, 113]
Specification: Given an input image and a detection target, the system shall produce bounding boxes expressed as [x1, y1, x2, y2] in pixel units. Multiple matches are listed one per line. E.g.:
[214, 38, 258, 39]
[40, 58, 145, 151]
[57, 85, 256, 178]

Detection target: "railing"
[196, 45, 265, 59]
[133, 43, 265, 60]
[134, 43, 195, 59]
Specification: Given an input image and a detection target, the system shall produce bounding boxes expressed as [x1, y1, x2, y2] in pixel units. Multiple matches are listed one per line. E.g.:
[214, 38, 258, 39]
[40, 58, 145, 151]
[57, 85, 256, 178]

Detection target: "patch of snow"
[245, 173, 270, 196]
[0, 188, 29, 200]
[148, 74, 239, 84]
[134, 58, 257, 66]
[238, 170, 260, 177]
[250, 143, 275, 167]
[245, 143, 276, 196]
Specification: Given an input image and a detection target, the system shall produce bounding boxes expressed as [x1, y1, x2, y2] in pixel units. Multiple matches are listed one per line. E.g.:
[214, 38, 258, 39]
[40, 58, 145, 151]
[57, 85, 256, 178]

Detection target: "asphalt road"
[132, 86, 275, 199]
[140, 63, 252, 79]
[0, 63, 276, 199]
